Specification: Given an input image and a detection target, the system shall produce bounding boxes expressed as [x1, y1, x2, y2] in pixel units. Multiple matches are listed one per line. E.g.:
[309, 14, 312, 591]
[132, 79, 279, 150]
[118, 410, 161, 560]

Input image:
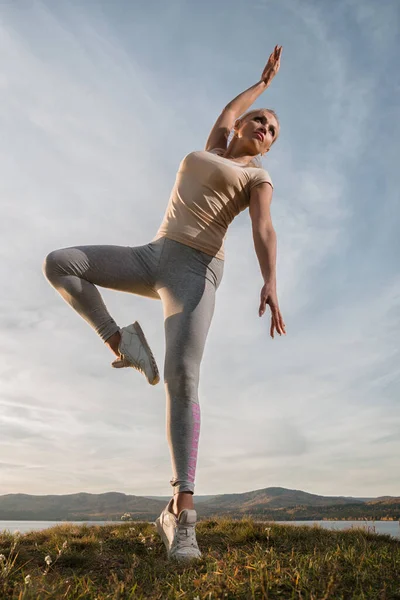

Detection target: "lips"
[254, 132, 264, 142]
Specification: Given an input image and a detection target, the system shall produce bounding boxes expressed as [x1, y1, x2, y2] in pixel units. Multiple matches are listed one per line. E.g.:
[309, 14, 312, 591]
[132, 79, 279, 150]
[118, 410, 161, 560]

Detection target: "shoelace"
[175, 525, 197, 548]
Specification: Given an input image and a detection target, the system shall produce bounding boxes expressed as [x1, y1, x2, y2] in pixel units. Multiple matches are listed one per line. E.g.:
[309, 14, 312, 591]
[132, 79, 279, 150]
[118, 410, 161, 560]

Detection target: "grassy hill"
[0, 518, 399, 599]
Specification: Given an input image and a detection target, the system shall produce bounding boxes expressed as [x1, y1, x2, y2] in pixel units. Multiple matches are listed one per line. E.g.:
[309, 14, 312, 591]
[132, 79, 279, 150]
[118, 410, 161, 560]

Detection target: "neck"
[222, 138, 258, 164]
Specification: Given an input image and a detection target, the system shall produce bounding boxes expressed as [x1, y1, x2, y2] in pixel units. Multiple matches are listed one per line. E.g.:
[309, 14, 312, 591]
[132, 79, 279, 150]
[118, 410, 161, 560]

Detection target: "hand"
[259, 281, 286, 338]
[261, 45, 282, 84]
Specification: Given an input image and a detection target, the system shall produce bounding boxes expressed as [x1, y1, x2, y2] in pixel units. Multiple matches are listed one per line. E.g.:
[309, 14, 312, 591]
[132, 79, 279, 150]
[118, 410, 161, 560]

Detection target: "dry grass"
[0, 517, 399, 599]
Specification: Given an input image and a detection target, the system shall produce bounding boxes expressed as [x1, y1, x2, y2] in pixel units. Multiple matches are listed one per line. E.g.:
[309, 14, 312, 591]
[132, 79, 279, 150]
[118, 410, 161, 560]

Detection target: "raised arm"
[249, 182, 286, 338]
[205, 45, 282, 152]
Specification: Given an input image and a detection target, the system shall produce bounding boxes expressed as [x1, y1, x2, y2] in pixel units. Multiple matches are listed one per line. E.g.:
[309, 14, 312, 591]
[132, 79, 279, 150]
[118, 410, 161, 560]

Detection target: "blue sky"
[0, 0, 399, 499]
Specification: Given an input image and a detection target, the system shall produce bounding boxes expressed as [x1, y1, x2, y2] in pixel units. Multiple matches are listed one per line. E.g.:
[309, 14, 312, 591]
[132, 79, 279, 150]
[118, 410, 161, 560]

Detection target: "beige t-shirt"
[153, 148, 273, 260]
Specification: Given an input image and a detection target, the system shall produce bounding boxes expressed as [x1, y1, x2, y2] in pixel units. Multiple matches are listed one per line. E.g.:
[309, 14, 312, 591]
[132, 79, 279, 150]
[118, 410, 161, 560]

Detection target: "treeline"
[233, 503, 400, 521]
[1, 503, 399, 523]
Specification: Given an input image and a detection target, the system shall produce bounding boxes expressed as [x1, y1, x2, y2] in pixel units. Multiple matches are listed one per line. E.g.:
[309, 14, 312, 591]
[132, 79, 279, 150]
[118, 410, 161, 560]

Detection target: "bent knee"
[42, 249, 66, 282]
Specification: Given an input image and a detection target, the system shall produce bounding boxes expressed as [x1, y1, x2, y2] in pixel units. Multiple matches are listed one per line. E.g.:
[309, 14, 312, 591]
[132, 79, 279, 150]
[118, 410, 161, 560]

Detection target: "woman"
[43, 45, 286, 562]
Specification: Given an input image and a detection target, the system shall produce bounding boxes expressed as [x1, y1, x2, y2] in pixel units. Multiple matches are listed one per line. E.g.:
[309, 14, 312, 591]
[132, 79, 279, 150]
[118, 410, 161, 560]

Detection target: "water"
[0, 520, 117, 534]
[0, 519, 399, 539]
[271, 520, 400, 539]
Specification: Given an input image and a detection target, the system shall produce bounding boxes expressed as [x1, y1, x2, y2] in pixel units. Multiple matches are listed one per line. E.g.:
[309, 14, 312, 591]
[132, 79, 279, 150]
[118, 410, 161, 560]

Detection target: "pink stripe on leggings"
[187, 402, 201, 483]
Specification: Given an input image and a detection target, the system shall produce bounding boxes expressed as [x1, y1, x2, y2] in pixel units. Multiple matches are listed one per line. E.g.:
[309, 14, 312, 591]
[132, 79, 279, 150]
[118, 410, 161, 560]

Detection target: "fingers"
[274, 45, 283, 61]
[259, 288, 286, 338]
[259, 296, 267, 317]
[268, 45, 282, 64]
[262, 305, 287, 339]
[270, 310, 286, 339]
[276, 310, 286, 335]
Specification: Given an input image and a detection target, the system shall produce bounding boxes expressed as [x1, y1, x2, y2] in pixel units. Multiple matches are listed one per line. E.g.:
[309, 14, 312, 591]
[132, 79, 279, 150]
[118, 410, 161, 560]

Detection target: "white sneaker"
[155, 498, 202, 562]
[111, 321, 160, 385]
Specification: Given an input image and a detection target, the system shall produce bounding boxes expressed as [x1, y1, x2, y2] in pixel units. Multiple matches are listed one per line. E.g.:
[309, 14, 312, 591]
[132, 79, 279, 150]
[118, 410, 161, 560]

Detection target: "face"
[235, 110, 279, 155]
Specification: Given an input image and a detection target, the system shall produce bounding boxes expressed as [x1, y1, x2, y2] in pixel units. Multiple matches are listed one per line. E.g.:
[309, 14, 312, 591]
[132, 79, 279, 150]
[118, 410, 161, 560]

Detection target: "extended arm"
[250, 182, 277, 283]
[205, 81, 269, 152]
[249, 182, 286, 338]
[205, 45, 282, 152]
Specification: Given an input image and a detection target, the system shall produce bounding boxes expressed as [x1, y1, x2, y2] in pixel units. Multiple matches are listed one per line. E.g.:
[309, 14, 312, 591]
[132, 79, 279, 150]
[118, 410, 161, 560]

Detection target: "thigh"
[160, 277, 217, 382]
[157, 238, 224, 378]
[52, 242, 162, 298]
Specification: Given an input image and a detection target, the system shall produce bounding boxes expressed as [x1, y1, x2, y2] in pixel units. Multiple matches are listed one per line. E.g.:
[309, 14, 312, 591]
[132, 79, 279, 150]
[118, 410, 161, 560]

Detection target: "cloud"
[0, 0, 398, 498]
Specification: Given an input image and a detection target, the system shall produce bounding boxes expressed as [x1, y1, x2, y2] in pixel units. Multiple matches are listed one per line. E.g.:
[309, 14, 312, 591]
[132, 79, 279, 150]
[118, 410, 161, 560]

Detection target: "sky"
[0, 0, 399, 500]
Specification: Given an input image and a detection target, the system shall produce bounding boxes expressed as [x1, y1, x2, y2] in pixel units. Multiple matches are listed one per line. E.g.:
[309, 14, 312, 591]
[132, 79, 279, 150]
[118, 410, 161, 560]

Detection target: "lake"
[0, 519, 399, 539]
[271, 520, 400, 539]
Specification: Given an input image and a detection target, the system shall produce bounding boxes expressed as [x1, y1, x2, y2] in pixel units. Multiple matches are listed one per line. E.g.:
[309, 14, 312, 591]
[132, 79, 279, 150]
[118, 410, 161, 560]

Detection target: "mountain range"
[0, 487, 399, 521]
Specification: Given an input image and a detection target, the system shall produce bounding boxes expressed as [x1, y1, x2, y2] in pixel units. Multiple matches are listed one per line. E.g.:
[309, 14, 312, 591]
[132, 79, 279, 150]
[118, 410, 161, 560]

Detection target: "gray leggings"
[43, 237, 224, 495]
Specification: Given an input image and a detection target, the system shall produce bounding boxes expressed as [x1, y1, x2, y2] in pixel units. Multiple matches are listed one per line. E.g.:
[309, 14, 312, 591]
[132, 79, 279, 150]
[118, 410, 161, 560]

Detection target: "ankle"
[105, 331, 121, 357]
[172, 491, 194, 515]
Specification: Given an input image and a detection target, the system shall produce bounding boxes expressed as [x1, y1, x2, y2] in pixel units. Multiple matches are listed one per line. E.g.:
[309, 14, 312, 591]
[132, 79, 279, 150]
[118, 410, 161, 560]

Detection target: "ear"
[233, 118, 242, 135]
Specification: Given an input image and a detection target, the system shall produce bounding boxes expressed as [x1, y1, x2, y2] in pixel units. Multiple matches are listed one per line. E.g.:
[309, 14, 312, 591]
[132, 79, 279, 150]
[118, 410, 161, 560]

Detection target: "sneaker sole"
[131, 321, 160, 386]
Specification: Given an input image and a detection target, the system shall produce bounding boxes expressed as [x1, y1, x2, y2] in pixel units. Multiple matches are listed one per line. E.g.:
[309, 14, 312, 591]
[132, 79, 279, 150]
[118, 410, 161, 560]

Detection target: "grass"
[0, 517, 399, 599]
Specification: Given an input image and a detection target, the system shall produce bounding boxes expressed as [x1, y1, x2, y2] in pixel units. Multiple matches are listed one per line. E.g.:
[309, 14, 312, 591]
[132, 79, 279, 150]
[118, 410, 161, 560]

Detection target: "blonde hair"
[230, 108, 280, 168]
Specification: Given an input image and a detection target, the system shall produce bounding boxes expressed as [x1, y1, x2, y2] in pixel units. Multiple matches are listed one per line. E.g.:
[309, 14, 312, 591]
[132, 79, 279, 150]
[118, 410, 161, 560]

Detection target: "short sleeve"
[248, 169, 274, 191]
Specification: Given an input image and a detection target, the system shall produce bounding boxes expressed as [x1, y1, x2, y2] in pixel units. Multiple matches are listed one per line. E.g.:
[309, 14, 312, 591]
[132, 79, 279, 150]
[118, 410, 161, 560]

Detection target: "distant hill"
[0, 492, 166, 521]
[143, 494, 218, 504]
[195, 487, 365, 511]
[0, 488, 398, 521]
[366, 497, 400, 506]
[192, 488, 400, 520]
